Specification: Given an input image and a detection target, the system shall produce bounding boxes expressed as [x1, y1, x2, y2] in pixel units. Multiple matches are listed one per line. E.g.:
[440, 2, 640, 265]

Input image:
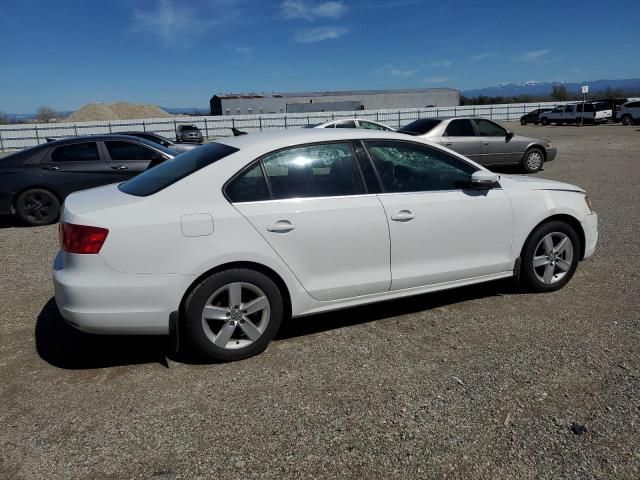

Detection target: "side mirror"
[506, 130, 515, 141]
[471, 170, 499, 189]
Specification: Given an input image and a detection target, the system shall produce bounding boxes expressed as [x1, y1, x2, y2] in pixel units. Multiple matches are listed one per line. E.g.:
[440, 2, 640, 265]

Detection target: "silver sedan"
[398, 117, 556, 173]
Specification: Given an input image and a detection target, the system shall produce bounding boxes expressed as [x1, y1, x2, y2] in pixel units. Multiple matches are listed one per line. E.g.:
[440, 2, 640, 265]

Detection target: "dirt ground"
[0, 122, 639, 479]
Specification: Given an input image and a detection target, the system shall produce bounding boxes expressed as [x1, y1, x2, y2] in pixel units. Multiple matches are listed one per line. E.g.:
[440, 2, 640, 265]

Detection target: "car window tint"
[226, 164, 270, 202]
[262, 143, 364, 199]
[335, 120, 356, 128]
[105, 141, 158, 161]
[359, 121, 387, 130]
[119, 142, 238, 197]
[474, 119, 507, 136]
[365, 141, 476, 193]
[51, 142, 100, 162]
[444, 119, 475, 137]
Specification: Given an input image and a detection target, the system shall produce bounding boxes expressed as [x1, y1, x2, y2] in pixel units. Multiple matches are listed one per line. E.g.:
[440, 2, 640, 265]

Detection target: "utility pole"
[581, 85, 589, 126]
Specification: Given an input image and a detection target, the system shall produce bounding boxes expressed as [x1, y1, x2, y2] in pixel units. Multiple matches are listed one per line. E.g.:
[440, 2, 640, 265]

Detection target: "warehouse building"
[209, 88, 460, 116]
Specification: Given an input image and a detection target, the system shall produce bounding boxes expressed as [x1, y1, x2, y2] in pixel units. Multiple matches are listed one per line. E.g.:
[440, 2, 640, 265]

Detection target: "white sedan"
[310, 118, 394, 130]
[53, 129, 598, 361]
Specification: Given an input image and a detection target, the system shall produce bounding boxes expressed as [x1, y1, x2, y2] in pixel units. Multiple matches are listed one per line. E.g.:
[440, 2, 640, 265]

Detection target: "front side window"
[564, 105, 574, 113]
[473, 119, 507, 136]
[444, 119, 475, 137]
[105, 141, 158, 161]
[359, 121, 387, 130]
[262, 143, 364, 199]
[119, 142, 238, 197]
[334, 120, 356, 129]
[365, 141, 476, 193]
[51, 142, 100, 162]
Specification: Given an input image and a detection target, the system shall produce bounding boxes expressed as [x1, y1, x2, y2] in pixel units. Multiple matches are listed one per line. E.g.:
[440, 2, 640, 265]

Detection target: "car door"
[439, 119, 484, 163]
[563, 105, 575, 122]
[229, 141, 391, 301]
[37, 141, 114, 198]
[363, 140, 513, 290]
[103, 140, 165, 181]
[473, 118, 522, 164]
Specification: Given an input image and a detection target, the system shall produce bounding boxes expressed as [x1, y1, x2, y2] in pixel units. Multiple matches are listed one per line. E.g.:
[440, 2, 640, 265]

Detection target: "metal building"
[209, 88, 460, 116]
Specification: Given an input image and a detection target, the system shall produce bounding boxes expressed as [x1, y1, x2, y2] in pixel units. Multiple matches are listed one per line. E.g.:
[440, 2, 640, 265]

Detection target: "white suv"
[618, 101, 640, 126]
[541, 103, 612, 125]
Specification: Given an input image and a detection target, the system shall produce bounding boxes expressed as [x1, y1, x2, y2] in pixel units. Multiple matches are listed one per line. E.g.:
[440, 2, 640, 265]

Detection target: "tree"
[0, 111, 7, 125]
[36, 106, 56, 123]
[551, 85, 569, 101]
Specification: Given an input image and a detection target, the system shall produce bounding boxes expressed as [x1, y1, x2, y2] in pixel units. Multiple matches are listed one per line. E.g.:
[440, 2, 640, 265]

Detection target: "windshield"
[119, 142, 239, 196]
[398, 119, 442, 135]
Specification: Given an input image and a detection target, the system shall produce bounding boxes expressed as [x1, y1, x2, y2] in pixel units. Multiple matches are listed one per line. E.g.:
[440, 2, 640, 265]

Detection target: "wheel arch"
[178, 261, 293, 323]
[520, 214, 586, 261]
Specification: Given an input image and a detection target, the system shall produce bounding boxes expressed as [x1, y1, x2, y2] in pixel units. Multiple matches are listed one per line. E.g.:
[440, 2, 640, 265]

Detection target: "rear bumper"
[581, 212, 598, 259]
[53, 251, 195, 335]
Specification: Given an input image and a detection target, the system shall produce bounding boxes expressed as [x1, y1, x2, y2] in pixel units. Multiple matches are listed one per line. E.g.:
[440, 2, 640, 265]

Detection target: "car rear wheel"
[541, 118, 549, 126]
[520, 221, 580, 292]
[183, 269, 284, 362]
[15, 188, 60, 226]
[621, 115, 633, 126]
[521, 148, 544, 173]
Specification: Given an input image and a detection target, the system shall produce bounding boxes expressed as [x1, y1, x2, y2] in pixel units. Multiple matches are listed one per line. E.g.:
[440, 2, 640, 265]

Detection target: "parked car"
[618, 100, 640, 125]
[114, 131, 197, 153]
[176, 124, 204, 144]
[0, 135, 176, 226]
[594, 98, 629, 122]
[540, 103, 612, 125]
[398, 117, 556, 173]
[53, 129, 597, 362]
[520, 108, 553, 125]
[308, 119, 394, 131]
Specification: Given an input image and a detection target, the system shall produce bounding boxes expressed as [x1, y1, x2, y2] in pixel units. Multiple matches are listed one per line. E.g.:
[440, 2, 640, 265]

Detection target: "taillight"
[60, 223, 109, 254]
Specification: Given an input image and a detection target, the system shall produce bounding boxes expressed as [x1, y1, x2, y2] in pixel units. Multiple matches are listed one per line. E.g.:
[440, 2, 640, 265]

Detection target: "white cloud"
[471, 52, 494, 61]
[517, 49, 551, 61]
[132, 0, 243, 44]
[233, 46, 253, 56]
[426, 60, 453, 68]
[294, 26, 349, 43]
[377, 64, 415, 78]
[281, 0, 347, 20]
[424, 76, 449, 84]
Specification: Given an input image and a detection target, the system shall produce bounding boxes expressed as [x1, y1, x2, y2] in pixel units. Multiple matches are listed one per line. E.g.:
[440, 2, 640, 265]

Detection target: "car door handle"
[111, 165, 128, 170]
[267, 221, 295, 233]
[391, 210, 415, 222]
[483, 141, 490, 146]
[42, 166, 60, 171]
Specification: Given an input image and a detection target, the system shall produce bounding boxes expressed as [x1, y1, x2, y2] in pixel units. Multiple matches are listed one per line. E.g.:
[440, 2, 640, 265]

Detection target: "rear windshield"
[594, 103, 610, 111]
[180, 125, 199, 131]
[398, 119, 442, 135]
[118, 143, 239, 196]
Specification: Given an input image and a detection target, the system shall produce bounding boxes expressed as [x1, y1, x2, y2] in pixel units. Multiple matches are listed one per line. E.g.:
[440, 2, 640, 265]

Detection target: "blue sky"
[1, 0, 639, 112]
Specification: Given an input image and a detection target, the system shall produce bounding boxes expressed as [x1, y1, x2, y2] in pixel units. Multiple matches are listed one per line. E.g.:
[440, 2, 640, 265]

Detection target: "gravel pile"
[66, 102, 171, 122]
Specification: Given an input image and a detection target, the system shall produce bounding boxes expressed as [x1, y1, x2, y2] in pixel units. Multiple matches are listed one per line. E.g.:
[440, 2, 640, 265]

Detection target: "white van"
[541, 103, 612, 125]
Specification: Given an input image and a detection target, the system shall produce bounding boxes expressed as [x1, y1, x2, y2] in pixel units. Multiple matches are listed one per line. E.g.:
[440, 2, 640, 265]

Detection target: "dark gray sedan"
[398, 117, 557, 173]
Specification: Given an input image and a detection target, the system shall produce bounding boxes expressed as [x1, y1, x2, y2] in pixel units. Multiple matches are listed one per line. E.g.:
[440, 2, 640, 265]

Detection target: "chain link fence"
[0, 101, 568, 151]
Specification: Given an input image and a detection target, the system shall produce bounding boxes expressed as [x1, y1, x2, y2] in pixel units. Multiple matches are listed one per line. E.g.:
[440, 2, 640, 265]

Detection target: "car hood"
[498, 174, 585, 193]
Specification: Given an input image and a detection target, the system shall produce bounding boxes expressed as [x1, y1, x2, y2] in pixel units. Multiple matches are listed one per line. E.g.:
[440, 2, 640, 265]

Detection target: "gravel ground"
[0, 123, 639, 479]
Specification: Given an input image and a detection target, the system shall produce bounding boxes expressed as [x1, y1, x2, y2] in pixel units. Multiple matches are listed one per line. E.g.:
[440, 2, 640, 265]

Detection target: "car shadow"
[36, 279, 523, 369]
[0, 215, 24, 229]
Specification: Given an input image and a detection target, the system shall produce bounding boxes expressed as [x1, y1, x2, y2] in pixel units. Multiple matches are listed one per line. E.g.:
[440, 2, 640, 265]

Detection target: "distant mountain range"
[463, 78, 640, 98]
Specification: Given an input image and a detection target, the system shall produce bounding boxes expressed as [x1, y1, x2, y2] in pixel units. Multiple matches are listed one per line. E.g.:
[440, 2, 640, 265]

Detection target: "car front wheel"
[520, 221, 580, 293]
[521, 148, 544, 173]
[521, 118, 527, 125]
[621, 115, 633, 126]
[15, 188, 60, 226]
[183, 269, 284, 361]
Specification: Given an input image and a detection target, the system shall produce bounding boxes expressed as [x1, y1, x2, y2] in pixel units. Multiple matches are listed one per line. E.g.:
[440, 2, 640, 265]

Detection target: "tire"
[621, 114, 633, 126]
[520, 220, 580, 293]
[183, 268, 284, 362]
[15, 188, 60, 226]
[534, 121, 540, 125]
[521, 147, 544, 173]
[520, 118, 527, 125]
[541, 117, 549, 126]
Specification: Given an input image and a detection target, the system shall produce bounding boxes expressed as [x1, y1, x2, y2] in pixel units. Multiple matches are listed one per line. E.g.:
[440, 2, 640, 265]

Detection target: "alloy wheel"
[201, 282, 271, 350]
[21, 192, 57, 224]
[526, 151, 543, 171]
[532, 232, 574, 285]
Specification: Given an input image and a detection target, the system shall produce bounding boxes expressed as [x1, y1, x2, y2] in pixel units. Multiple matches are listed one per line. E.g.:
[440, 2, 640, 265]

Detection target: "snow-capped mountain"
[464, 78, 640, 97]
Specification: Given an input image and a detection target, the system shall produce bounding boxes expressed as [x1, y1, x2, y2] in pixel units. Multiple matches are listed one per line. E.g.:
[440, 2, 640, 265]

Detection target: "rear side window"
[262, 143, 364, 199]
[105, 141, 158, 161]
[399, 119, 441, 135]
[51, 142, 100, 162]
[445, 119, 475, 137]
[594, 103, 609, 111]
[359, 121, 388, 130]
[119, 143, 238, 196]
[335, 120, 356, 128]
[226, 164, 270, 202]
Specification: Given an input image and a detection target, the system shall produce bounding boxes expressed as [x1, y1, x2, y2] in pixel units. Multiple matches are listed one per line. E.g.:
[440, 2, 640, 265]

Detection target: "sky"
[1, 0, 639, 113]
